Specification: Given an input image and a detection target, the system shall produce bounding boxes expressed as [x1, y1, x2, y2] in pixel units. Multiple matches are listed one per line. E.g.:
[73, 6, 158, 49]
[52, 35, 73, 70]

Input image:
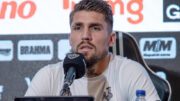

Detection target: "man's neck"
[86, 53, 111, 78]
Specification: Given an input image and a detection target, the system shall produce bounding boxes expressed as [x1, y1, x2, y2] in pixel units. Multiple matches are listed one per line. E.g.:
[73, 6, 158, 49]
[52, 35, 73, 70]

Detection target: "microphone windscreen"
[63, 53, 86, 79]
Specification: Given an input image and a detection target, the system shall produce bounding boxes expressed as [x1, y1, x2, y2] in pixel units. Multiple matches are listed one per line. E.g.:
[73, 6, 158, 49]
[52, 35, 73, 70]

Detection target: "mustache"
[77, 41, 96, 50]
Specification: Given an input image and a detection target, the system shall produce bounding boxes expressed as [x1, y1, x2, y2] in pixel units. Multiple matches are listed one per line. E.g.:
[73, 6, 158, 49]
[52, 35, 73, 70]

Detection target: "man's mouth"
[78, 44, 94, 52]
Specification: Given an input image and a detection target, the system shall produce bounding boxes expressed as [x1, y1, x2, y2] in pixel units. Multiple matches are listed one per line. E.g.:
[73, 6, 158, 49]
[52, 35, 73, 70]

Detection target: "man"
[25, 0, 160, 101]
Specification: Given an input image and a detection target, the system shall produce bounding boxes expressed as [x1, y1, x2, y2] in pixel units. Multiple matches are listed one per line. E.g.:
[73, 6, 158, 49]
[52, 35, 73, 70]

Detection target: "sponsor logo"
[163, 0, 180, 22]
[0, 0, 36, 19]
[139, 37, 176, 59]
[0, 40, 13, 61]
[0, 49, 11, 56]
[58, 39, 71, 60]
[63, 0, 144, 24]
[67, 53, 79, 59]
[18, 40, 53, 61]
[20, 46, 50, 55]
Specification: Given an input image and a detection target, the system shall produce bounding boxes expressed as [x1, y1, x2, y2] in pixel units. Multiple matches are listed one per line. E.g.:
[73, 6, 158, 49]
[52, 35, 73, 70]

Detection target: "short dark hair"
[70, 0, 113, 32]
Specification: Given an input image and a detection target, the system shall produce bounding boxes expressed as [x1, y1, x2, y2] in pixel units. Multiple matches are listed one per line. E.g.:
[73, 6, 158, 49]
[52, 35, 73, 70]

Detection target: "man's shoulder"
[111, 54, 142, 67]
[46, 61, 63, 68]
[111, 54, 129, 63]
[38, 61, 64, 74]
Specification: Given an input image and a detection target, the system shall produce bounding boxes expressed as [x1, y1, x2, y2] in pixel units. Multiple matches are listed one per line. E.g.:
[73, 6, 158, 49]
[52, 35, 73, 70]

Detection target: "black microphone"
[63, 53, 86, 86]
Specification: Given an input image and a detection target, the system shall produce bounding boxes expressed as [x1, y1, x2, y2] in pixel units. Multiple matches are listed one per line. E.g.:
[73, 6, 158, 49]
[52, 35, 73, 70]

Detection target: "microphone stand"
[60, 83, 72, 96]
[60, 67, 76, 96]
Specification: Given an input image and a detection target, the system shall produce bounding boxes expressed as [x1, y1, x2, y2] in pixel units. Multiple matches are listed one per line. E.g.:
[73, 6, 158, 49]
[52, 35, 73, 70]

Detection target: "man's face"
[69, 11, 114, 67]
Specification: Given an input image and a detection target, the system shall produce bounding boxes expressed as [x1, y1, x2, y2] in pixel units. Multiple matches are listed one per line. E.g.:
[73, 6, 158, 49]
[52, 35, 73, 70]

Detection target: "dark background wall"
[0, 32, 179, 101]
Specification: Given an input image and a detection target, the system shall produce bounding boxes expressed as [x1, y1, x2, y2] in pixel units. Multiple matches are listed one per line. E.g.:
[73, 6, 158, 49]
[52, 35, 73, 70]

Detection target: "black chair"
[109, 31, 171, 101]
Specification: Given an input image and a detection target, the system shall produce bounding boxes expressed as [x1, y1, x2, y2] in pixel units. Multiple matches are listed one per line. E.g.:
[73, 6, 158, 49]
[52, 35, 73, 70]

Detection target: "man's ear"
[108, 32, 116, 47]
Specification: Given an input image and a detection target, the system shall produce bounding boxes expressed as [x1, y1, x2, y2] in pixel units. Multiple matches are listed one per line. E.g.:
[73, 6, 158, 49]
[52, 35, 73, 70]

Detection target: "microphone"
[63, 52, 86, 86]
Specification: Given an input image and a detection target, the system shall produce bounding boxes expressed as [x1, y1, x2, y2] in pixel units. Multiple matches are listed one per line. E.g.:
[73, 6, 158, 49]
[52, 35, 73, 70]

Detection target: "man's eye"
[74, 26, 81, 30]
[91, 26, 100, 31]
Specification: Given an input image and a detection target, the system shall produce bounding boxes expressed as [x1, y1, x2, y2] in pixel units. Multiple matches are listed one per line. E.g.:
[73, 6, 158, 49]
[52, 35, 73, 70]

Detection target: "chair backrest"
[109, 31, 172, 101]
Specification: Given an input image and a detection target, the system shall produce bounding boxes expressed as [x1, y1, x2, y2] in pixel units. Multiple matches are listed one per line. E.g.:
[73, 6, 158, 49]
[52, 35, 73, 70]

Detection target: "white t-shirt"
[25, 55, 160, 101]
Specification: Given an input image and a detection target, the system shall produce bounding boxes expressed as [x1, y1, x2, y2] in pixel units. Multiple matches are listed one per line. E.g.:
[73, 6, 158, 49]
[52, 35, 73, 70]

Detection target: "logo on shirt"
[18, 40, 53, 61]
[163, 0, 180, 22]
[103, 87, 113, 101]
[0, 40, 13, 61]
[139, 37, 177, 59]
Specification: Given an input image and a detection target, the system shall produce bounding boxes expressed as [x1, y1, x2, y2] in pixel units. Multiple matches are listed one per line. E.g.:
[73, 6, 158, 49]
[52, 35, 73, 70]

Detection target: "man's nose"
[81, 29, 92, 41]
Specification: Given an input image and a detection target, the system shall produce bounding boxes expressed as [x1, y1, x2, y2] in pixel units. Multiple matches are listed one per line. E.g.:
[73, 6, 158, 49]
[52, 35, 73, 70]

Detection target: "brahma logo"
[0, 0, 36, 19]
[63, 0, 144, 24]
[163, 0, 180, 22]
[18, 40, 53, 61]
[139, 37, 176, 59]
[0, 40, 13, 61]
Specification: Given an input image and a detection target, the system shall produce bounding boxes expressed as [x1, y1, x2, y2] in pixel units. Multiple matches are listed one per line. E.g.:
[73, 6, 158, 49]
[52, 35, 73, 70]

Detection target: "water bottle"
[135, 90, 146, 101]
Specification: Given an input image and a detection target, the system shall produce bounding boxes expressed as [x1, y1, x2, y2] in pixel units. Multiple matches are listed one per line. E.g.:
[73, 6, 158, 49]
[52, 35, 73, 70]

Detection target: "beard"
[71, 41, 108, 76]
[83, 49, 107, 68]
[84, 49, 108, 76]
